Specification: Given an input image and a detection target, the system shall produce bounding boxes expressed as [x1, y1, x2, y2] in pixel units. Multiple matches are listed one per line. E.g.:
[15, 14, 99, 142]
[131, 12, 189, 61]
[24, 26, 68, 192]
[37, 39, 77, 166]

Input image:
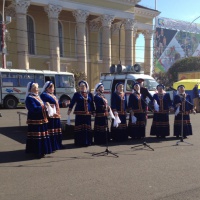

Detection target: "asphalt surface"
[1, 107, 200, 200]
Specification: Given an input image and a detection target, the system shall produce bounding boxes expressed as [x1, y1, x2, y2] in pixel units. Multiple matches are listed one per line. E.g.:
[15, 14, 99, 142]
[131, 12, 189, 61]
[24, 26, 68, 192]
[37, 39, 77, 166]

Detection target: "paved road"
[1, 108, 200, 200]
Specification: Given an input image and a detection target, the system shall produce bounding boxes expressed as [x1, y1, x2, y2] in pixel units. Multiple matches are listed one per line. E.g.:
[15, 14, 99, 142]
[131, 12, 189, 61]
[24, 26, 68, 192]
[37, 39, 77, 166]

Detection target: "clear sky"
[135, 0, 200, 63]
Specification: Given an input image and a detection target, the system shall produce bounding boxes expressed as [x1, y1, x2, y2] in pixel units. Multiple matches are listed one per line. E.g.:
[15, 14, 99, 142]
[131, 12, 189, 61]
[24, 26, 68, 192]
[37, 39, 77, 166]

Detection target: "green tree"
[167, 57, 200, 83]
[152, 71, 171, 87]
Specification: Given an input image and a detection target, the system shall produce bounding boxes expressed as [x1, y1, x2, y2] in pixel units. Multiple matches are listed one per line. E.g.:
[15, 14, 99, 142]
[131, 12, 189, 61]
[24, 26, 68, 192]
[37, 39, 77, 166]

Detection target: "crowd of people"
[25, 79, 196, 159]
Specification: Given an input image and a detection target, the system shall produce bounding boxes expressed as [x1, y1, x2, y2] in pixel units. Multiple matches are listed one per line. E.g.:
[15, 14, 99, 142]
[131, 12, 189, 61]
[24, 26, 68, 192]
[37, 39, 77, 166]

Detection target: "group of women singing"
[67, 80, 195, 146]
[25, 79, 195, 158]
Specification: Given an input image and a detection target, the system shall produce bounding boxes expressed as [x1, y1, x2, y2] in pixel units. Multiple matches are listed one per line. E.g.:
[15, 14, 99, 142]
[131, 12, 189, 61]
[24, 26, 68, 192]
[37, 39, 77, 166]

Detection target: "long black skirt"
[111, 114, 128, 142]
[150, 113, 170, 137]
[94, 116, 109, 145]
[174, 113, 192, 137]
[74, 115, 93, 146]
[128, 113, 145, 139]
[26, 123, 52, 156]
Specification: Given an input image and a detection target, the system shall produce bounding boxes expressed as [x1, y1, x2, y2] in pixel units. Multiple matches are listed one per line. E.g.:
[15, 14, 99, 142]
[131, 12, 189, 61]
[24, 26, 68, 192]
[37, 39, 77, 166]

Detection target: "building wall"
[0, 0, 159, 89]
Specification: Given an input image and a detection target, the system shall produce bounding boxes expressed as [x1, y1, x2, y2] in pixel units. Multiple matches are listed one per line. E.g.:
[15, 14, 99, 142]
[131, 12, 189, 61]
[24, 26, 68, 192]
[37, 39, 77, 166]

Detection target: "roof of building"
[135, 4, 158, 12]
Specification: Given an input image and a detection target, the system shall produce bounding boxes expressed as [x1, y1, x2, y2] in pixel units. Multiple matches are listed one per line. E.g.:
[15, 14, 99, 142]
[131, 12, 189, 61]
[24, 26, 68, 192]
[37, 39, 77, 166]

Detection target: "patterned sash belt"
[74, 111, 92, 115]
[96, 112, 108, 117]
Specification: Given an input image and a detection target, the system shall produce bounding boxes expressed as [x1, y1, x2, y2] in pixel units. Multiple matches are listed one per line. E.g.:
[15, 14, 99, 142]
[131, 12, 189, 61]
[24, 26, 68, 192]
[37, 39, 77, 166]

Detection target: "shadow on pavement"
[0, 126, 27, 144]
[0, 149, 36, 164]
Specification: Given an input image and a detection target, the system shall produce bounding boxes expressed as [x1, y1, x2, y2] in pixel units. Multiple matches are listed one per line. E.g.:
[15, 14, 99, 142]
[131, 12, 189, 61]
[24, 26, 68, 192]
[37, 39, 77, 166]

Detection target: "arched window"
[58, 21, 64, 57]
[99, 28, 103, 60]
[27, 15, 35, 55]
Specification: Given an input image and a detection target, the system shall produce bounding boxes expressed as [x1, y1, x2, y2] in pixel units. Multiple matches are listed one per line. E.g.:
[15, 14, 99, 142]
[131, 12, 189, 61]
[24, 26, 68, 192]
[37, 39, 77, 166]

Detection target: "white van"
[99, 66, 158, 106]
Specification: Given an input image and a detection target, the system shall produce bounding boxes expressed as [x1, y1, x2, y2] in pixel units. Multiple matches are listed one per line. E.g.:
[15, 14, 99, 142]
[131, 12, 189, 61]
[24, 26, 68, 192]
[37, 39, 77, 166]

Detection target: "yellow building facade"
[0, 0, 159, 89]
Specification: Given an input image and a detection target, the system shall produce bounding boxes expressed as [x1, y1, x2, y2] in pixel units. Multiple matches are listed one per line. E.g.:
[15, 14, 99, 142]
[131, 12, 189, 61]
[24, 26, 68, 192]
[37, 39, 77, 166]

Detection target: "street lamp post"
[2, 0, 6, 69]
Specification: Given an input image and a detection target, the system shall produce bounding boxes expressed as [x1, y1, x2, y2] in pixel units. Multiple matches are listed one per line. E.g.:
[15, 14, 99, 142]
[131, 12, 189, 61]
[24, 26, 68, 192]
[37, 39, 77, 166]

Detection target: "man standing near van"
[192, 84, 200, 113]
[135, 78, 154, 102]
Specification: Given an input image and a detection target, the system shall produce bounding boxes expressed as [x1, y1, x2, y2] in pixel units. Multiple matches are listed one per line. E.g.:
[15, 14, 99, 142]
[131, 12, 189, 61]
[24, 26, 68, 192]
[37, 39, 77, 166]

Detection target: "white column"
[73, 10, 89, 75]
[143, 30, 153, 74]
[133, 33, 139, 65]
[123, 18, 135, 66]
[45, 4, 62, 72]
[100, 14, 114, 72]
[14, 0, 30, 69]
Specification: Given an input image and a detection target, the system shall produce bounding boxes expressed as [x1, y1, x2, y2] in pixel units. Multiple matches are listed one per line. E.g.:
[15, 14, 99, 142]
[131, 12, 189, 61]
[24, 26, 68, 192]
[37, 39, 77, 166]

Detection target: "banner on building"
[154, 17, 200, 72]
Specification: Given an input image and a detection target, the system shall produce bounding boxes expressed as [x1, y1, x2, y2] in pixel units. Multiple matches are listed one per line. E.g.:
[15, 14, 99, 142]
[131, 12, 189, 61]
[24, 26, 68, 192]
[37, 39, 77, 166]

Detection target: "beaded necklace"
[97, 92, 108, 105]
[158, 93, 164, 100]
[116, 91, 125, 100]
[30, 93, 44, 105]
[80, 91, 88, 100]
[133, 91, 141, 99]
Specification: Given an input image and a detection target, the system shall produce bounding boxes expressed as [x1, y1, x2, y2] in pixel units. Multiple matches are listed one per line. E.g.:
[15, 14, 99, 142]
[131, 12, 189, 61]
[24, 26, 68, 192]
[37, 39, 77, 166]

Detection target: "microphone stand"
[170, 87, 194, 106]
[176, 97, 193, 146]
[131, 94, 154, 151]
[170, 87, 194, 145]
[92, 117, 119, 158]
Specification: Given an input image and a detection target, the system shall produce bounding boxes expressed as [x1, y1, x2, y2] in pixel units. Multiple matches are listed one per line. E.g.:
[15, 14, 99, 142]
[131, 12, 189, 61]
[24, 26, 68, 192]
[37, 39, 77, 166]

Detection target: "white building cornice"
[30, 0, 134, 19]
[106, 0, 141, 6]
[134, 7, 160, 19]
[136, 22, 153, 31]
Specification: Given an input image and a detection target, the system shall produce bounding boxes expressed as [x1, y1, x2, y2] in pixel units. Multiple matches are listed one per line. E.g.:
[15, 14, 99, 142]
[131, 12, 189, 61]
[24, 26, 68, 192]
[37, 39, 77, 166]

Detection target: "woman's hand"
[192, 109, 196, 115]
[53, 113, 59, 117]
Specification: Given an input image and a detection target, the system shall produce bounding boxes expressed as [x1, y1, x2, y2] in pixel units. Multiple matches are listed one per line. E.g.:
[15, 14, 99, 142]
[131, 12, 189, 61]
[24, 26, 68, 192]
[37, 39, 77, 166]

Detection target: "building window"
[99, 28, 103, 60]
[58, 21, 64, 57]
[27, 15, 35, 55]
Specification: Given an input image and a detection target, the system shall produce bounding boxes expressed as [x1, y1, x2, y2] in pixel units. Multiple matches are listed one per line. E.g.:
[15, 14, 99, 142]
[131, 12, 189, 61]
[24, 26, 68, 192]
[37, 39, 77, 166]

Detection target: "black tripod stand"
[176, 101, 193, 146]
[131, 141, 154, 151]
[92, 118, 118, 157]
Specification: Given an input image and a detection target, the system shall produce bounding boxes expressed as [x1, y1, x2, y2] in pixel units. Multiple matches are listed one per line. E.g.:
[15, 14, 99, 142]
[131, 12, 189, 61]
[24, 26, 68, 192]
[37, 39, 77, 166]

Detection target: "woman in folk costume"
[150, 84, 173, 138]
[128, 82, 147, 139]
[111, 82, 128, 142]
[67, 80, 95, 146]
[25, 82, 52, 158]
[40, 81, 70, 151]
[173, 85, 195, 138]
[93, 83, 110, 145]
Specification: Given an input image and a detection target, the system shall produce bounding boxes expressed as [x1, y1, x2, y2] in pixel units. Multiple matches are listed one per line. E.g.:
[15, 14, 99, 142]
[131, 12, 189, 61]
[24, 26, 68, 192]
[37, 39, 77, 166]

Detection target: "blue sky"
[136, 0, 200, 62]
